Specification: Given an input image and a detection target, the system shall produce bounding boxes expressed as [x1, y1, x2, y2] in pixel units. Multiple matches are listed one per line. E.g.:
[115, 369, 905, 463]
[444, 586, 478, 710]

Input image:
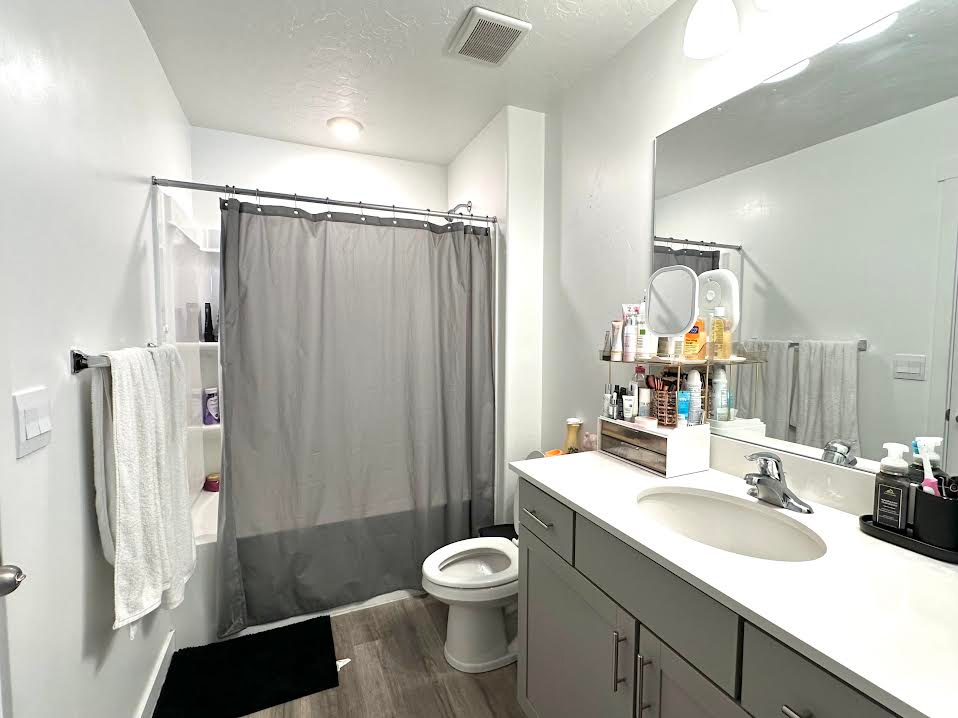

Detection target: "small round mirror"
[647, 265, 699, 336]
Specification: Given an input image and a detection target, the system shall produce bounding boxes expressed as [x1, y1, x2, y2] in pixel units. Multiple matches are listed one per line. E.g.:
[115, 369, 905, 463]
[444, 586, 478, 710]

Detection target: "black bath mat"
[153, 616, 339, 717]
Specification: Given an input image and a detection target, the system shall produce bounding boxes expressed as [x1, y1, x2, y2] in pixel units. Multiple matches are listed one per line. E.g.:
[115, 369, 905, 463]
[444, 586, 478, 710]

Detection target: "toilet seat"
[422, 537, 518, 589]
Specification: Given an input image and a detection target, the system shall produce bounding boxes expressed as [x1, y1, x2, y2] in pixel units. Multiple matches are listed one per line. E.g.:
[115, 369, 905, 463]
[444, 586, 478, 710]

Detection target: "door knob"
[0, 565, 26, 597]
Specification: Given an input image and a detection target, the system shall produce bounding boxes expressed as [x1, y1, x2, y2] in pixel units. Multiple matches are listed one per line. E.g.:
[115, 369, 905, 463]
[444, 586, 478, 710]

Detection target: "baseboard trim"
[136, 629, 175, 718]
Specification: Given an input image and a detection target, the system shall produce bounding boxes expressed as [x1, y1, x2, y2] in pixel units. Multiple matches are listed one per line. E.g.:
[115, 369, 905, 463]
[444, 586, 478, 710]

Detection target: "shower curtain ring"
[293, 193, 299, 214]
[359, 202, 366, 221]
[392, 204, 397, 225]
[325, 197, 331, 219]
[255, 189, 263, 212]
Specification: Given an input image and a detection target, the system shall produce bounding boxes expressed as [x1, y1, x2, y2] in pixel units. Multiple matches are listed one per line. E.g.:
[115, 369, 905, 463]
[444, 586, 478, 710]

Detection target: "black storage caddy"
[860, 491, 958, 564]
[913, 490, 958, 550]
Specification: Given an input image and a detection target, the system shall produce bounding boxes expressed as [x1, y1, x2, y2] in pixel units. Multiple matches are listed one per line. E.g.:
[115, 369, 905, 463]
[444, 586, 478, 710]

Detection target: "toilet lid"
[422, 537, 519, 589]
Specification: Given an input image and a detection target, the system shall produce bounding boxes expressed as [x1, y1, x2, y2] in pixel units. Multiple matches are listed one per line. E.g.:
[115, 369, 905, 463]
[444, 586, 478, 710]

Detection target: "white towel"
[91, 346, 194, 631]
[792, 340, 861, 453]
[149, 345, 196, 610]
[736, 340, 794, 441]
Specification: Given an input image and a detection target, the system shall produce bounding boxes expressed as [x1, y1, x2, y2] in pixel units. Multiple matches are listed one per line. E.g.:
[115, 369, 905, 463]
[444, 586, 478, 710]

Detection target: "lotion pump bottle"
[873, 442, 912, 533]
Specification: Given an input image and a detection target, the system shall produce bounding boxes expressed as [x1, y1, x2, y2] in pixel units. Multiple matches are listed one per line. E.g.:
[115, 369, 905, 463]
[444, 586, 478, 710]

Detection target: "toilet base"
[442, 603, 517, 674]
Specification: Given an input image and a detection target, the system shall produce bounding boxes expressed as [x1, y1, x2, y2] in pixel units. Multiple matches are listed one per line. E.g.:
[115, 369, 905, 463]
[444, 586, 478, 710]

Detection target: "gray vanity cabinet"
[639, 627, 749, 718]
[518, 526, 637, 718]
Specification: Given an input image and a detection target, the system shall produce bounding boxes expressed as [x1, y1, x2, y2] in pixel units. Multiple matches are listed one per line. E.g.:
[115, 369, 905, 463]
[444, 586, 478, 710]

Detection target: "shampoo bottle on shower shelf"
[203, 302, 217, 343]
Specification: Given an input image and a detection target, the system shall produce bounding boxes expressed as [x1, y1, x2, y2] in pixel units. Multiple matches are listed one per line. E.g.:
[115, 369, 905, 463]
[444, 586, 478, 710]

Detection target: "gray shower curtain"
[653, 244, 720, 274]
[215, 199, 495, 637]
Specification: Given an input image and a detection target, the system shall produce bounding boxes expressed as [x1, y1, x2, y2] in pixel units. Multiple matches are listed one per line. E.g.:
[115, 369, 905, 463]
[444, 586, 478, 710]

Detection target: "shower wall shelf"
[598, 352, 764, 368]
[187, 424, 221, 434]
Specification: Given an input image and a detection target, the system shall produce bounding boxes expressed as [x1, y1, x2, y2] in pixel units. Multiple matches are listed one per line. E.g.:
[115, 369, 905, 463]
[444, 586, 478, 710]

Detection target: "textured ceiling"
[131, 0, 677, 164]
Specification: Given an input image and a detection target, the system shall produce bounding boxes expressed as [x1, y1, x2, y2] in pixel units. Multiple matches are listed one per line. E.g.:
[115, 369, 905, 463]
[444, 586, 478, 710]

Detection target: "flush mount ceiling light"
[762, 58, 810, 84]
[838, 13, 899, 44]
[326, 116, 363, 141]
[683, 0, 740, 60]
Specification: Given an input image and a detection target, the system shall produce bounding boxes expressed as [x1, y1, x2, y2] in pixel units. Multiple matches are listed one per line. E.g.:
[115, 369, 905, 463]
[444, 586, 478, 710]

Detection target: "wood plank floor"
[245, 596, 525, 718]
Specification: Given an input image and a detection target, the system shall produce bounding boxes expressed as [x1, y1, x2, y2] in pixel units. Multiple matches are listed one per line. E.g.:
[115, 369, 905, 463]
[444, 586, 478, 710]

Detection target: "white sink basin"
[636, 487, 826, 562]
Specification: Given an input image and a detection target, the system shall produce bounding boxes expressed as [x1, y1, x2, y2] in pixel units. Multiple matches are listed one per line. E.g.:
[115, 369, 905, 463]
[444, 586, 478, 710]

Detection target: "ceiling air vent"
[449, 7, 531, 66]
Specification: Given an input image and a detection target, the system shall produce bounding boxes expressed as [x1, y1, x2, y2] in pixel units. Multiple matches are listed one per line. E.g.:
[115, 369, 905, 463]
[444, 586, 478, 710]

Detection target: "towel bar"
[70, 350, 110, 374]
[70, 344, 157, 374]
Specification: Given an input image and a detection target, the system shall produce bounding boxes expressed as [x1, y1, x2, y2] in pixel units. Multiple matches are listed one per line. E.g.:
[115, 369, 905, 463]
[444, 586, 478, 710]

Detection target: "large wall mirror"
[653, 0, 958, 471]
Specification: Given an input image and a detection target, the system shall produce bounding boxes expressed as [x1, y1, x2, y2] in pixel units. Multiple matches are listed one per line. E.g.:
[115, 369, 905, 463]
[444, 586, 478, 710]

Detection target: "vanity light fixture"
[683, 0, 740, 60]
[838, 13, 899, 44]
[326, 116, 364, 142]
[762, 58, 810, 84]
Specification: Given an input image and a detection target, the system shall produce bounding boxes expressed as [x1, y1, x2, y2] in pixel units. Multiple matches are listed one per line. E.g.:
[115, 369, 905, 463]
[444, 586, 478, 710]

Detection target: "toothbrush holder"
[913, 490, 958, 551]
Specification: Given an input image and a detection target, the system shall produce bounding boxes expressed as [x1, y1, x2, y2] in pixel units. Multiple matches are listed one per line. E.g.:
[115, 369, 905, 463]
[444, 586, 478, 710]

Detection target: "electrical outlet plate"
[13, 386, 52, 458]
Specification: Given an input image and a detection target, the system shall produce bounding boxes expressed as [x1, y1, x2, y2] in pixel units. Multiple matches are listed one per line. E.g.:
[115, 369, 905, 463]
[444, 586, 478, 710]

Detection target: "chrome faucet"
[822, 439, 857, 467]
[744, 452, 814, 514]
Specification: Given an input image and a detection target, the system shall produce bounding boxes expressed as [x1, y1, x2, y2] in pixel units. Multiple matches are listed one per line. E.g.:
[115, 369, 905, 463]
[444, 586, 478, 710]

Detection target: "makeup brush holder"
[913, 491, 958, 551]
[653, 391, 678, 427]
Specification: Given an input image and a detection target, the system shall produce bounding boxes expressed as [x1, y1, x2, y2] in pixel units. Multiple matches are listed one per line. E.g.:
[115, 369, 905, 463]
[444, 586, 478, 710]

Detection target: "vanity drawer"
[741, 624, 897, 718]
[517, 479, 574, 563]
[575, 517, 740, 695]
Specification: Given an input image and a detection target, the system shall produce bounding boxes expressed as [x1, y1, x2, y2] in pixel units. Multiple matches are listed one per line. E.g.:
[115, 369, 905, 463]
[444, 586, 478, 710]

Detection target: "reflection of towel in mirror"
[736, 340, 794, 440]
[791, 340, 861, 454]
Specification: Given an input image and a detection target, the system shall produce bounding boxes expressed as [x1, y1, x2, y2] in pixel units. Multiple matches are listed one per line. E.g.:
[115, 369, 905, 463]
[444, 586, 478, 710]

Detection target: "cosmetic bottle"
[638, 293, 657, 357]
[611, 320, 624, 362]
[709, 307, 732, 359]
[686, 370, 703, 424]
[873, 443, 912, 533]
[622, 314, 637, 362]
[623, 394, 635, 422]
[602, 331, 612, 360]
[676, 390, 690, 426]
[603, 384, 612, 418]
[710, 368, 729, 420]
[684, 317, 706, 359]
[638, 388, 652, 418]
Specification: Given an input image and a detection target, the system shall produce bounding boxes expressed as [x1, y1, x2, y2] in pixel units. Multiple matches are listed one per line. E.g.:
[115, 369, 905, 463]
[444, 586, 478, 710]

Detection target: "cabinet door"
[518, 527, 636, 718]
[639, 627, 749, 718]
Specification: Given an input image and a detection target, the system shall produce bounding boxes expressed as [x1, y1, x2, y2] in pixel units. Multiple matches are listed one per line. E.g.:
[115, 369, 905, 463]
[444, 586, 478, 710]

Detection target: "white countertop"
[509, 451, 958, 718]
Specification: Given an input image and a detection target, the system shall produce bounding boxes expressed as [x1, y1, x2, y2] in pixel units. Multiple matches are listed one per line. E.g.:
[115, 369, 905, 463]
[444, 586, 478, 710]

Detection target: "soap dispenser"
[873, 443, 912, 533]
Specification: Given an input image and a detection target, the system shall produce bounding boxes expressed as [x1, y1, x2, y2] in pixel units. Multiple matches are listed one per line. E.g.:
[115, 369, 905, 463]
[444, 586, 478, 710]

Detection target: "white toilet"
[421, 534, 519, 673]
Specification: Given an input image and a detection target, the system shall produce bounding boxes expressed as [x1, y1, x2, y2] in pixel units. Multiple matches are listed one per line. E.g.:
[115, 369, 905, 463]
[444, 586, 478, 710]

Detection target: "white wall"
[542, 0, 918, 450]
[190, 128, 447, 229]
[448, 107, 545, 523]
[656, 96, 958, 458]
[0, 1, 192, 716]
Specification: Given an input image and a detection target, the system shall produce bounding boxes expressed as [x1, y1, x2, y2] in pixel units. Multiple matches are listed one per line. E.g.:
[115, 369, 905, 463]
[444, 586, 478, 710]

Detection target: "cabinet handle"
[611, 631, 627, 692]
[782, 707, 811, 718]
[522, 508, 554, 530]
[636, 654, 653, 712]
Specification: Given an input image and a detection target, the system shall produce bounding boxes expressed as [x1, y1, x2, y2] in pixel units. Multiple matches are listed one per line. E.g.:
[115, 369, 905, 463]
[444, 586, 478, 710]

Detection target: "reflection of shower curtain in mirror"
[215, 199, 495, 638]
[653, 245, 720, 274]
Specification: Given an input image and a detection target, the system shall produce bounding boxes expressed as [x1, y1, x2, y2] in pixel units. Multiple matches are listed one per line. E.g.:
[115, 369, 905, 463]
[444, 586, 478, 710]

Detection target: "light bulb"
[683, 0, 740, 60]
[326, 116, 364, 141]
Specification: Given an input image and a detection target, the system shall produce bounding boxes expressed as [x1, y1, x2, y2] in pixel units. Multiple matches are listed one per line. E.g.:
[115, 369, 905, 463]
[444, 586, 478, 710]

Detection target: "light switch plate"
[13, 386, 52, 459]
[893, 354, 927, 381]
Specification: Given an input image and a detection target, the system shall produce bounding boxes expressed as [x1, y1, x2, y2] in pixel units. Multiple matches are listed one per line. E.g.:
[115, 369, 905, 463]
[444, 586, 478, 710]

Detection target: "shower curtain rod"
[655, 236, 742, 252]
[152, 177, 498, 224]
